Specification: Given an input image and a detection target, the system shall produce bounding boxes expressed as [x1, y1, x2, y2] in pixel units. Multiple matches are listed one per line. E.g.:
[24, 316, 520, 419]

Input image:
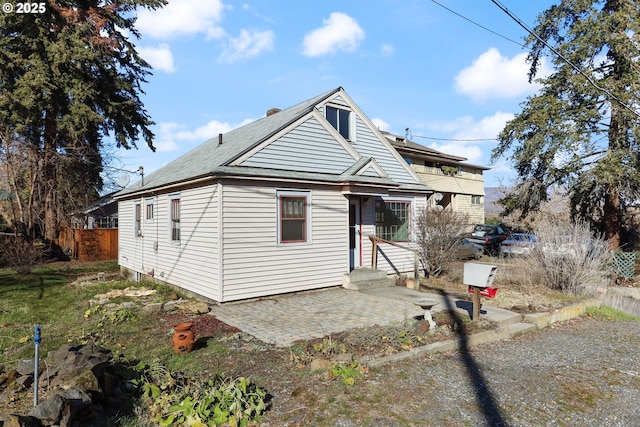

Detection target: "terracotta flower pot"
[171, 322, 196, 354]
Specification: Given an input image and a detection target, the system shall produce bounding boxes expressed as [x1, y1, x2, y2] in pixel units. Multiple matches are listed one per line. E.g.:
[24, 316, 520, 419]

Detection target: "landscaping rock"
[309, 358, 330, 371]
[28, 393, 64, 425]
[141, 302, 163, 314]
[161, 298, 184, 312]
[415, 319, 431, 335]
[0, 414, 42, 427]
[16, 360, 38, 376]
[175, 300, 210, 314]
[2, 341, 140, 426]
[332, 353, 354, 364]
[15, 375, 33, 390]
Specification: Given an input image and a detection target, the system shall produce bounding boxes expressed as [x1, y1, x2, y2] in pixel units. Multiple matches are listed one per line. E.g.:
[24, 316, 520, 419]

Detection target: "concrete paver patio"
[207, 286, 522, 347]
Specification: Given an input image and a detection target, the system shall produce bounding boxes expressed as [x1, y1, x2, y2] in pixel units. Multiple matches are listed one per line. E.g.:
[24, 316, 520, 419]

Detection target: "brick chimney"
[266, 108, 281, 116]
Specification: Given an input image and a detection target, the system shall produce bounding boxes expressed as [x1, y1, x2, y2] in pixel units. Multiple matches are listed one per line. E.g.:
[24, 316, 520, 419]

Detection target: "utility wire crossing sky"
[113, 0, 565, 189]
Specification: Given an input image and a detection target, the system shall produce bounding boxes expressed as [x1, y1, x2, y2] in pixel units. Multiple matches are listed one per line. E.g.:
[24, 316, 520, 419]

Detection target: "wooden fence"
[56, 227, 118, 262]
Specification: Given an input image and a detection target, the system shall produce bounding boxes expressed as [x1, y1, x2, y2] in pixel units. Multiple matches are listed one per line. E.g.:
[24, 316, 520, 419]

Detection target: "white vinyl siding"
[353, 116, 419, 184]
[239, 117, 356, 173]
[359, 164, 383, 177]
[330, 95, 350, 107]
[221, 183, 347, 302]
[118, 184, 220, 301]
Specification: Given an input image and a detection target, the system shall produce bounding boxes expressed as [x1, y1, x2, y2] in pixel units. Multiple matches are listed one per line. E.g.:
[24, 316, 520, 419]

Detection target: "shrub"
[415, 208, 470, 278]
[0, 235, 45, 274]
[529, 219, 611, 295]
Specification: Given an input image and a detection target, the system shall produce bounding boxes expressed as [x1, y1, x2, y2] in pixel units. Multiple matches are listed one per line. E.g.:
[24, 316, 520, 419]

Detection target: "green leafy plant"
[440, 165, 458, 176]
[133, 361, 268, 426]
[329, 362, 365, 386]
[397, 328, 423, 350]
[84, 306, 137, 325]
[290, 335, 349, 367]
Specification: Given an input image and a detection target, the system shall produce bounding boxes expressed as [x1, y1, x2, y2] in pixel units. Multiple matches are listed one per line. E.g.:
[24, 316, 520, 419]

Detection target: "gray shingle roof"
[116, 87, 432, 197]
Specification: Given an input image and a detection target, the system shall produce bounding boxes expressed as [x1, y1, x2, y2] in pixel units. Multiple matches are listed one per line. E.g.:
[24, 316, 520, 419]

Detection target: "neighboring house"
[115, 87, 432, 303]
[71, 192, 119, 229]
[384, 131, 489, 224]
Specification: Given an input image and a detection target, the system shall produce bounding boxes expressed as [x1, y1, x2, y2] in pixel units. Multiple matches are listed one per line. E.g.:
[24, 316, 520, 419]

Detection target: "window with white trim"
[169, 196, 180, 242]
[277, 191, 311, 244]
[471, 195, 483, 205]
[326, 106, 351, 140]
[134, 202, 142, 237]
[375, 199, 411, 242]
[145, 199, 154, 222]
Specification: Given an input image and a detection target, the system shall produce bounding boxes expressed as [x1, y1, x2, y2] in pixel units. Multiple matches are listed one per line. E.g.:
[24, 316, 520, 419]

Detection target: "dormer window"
[326, 106, 351, 140]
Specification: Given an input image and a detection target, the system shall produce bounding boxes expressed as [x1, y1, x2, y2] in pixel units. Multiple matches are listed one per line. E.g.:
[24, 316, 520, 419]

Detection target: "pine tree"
[492, 0, 640, 248]
[0, 0, 165, 239]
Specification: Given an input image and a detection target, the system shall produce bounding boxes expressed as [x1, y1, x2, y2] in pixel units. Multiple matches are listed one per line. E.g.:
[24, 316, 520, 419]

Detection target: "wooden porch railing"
[368, 235, 421, 290]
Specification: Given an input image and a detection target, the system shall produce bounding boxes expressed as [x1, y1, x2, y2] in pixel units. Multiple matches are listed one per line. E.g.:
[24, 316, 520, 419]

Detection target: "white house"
[115, 87, 432, 303]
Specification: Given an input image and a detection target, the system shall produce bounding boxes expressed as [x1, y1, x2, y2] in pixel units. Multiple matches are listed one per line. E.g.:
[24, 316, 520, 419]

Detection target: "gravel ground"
[258, 317, 640, 426]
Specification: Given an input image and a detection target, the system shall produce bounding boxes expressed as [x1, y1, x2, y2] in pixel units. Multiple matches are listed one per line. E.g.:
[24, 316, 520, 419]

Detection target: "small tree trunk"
[603, 185, 621, 249]
[43, 109, 58, 240]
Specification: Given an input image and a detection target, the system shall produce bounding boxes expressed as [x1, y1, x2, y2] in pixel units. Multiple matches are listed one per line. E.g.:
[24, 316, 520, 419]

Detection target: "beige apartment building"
[383, 131, 488, 224]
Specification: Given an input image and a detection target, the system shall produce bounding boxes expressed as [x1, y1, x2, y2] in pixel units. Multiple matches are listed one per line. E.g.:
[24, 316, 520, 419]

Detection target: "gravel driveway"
[392, 318, 640, 427]
[260, 317, 640, 426]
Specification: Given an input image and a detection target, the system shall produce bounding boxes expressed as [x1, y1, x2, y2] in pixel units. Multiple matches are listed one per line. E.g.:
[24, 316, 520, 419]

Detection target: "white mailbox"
[463, 263, 498, 288]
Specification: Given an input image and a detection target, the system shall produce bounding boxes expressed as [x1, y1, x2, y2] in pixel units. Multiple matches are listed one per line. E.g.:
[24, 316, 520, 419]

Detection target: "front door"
[349, 198, 361, 271]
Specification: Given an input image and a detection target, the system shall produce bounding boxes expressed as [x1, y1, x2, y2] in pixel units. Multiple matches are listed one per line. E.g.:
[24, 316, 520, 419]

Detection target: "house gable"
[318, 90, 423, 186]
[347, 157, 388, 178]
[233, 113, 360, 174]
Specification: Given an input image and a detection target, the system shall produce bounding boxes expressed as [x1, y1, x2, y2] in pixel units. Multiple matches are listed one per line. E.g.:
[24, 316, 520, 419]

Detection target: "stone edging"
[365, 299, 601, 368]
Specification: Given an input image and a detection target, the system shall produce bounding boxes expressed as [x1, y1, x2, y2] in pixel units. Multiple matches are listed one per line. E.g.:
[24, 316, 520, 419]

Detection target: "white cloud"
[138, 44, 176, 73]
[371, 117, 389, 131]
[154, 122, 183, 152]
[137, 0, 225, 40]
[218, 29, 274, 63]
[428, 143, 484, 164]
[155, 119, 255, 152]
[451, 111, 514, 141]
[454, 48, 551, 101]
[302, 12, 365, 57]
[380, 43, 395, 57]
[428, 111, 513, 140]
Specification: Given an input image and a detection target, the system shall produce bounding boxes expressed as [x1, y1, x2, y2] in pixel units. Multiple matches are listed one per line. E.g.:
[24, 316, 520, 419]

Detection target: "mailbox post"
[463, 263, 498, 321]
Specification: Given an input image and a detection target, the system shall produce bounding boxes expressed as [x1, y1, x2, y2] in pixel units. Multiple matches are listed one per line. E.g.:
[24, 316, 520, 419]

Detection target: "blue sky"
[113, 0, 557, 189]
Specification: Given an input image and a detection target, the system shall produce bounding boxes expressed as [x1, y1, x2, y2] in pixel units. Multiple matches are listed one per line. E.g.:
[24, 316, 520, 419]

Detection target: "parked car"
[540, 235, 596, 258]
[467, 224, 508, 255]
[501, 233, 536, 256]
[453, 238, 483, 260]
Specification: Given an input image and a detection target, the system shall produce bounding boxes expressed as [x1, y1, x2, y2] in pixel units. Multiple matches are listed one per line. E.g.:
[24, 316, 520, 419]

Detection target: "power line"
[405, 128, 497, 142]
[413, 135, 498, 142]
[430, 0, 525, 48]
[491, 0, 640, 120]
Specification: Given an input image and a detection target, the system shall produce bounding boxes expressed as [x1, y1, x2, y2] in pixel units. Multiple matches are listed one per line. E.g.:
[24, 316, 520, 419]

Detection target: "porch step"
[342, 268, 396, 291]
